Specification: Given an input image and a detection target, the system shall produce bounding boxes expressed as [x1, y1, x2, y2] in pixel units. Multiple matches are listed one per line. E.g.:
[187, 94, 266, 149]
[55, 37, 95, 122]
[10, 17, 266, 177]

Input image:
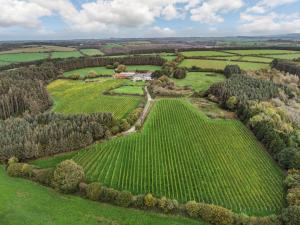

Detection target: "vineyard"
[47, 79, 143, 119]
[72, 99, 284, 216]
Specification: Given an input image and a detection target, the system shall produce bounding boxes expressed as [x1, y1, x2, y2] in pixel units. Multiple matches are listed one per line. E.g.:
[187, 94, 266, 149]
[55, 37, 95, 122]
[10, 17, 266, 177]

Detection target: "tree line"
[272, 59, 300, 77]
[0, 112, 113, 162]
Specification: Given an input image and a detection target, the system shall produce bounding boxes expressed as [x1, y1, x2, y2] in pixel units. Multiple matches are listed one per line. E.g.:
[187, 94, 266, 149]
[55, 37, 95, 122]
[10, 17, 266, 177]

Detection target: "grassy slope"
[47, 79, 143, 119]
[225, 49, 298, 55]
[35, 99, 284, 216]
[51, 51, 83, 59]
[81, 49, 104, 56]
[0, 166, 208, 225]
[180, 51, 234, 57]
[180, 59, 269, 70]
[0, 52, 49, 62]
[171, 72, 225, 91]
[64, 65, 161, 78]
[111, 86, 144, 95]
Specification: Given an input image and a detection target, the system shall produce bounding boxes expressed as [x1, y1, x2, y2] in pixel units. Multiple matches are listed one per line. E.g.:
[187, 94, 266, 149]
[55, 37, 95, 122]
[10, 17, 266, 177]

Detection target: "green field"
[0, 166, 207, 225]
[35, 99, 284, 215]
[172, 72, 225, 91]
[0, 61, 11, 66]
[111, 86, 144, 95]
[0, 52, 49, 63]
[264, 53, 300, 60]
[180, 59, 269, 70]
[225, 49, 298, 55]
[181, 51, 234, 57]
[47, 79, 143, 119]
[81, 49, 104, 56]
[51, 51, 83, 59]
[64, 67, 114, 78]
[64, 65, 160, 78]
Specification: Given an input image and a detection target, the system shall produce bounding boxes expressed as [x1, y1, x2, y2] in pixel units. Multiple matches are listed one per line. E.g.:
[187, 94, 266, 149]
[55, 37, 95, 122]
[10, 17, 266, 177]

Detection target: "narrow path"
[122, 86, 153, 136]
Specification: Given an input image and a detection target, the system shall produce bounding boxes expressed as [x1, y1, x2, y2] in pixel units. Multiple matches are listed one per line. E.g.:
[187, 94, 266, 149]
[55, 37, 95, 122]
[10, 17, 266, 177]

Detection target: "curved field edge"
[69, 99, 284, 216]
[47, 79, 144, 119]
[0, 166, 208, 225]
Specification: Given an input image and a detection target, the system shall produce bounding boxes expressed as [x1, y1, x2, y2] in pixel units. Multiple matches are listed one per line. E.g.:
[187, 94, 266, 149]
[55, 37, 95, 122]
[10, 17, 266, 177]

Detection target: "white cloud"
[246, 0, 296, 14]
[190, 0, 244, 23]
[239, 12, 300, 34]
[151, 26, 175, 36]
[0, 0, 52, 28]
[162, 4, 178, 20]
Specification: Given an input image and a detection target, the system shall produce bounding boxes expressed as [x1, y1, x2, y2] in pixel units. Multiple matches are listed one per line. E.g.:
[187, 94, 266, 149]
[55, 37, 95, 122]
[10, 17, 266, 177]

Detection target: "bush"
[69, 74, 81, 80]
[32, 168, 54, 186]
[226, 96, 238, 110]
[115, 64, 127, 73]
[52, 160, 85, 193]
[185, 201, 200, 218]
[8, 156, 18, 165]
[100, 187, 119, 202]
[86, 182, 102, 201]
[200, 204, 234, 225]
[173, 68, 187, 79]
[158, 197, 178, 213]
[115, 191, 133, 207]
[7, 163, 33, 178]
[282, 206, 300, 225]
[79, 182, 88, 195]
[144, 193, 157, 208]
[120, 119, 130, 131]
[132, 194, 145, 208]
[224, 65, 241, 78]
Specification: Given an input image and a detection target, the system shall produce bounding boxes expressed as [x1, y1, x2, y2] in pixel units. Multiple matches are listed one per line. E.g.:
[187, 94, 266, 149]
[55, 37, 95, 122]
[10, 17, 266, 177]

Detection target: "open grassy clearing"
[0, 52, 49, 63]
[180, 51, 234, 57]
[80, 49, 104, 56]
[34, 99, 284, 215]
[171, 72, 225, 91]
[111, 86, 144, 95]
[51, 51, 83, 59]
[47, 79, 143, 119]
[0, 45, 76, 54]
[180, 59, 269, 70]
[0, 61, 11, 66]
[225, 49, 298, 55]
[64, 65, 161, 78]
[102, 43, 123, 49]
[64, 67, 114, 78]
[211, 55, 272, 63]
[264, 53, 300, 60]
[0, 166, 207, 225]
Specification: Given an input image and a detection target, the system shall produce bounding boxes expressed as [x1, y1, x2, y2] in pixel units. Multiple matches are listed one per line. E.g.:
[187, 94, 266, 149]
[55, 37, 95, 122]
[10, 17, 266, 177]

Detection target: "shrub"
[226, 96, 238, 110]
[132, 194, 145, 208]
[111, 125, 120, 135]
[115, 64, 127, 73]
[224, 65, 241, 78]
[100, 187, 118, 202]
[115, 191, 133, 207]
[79, 182, 88, 195]
[69, 74, 80, 80]
[52, 160, 85, 193]
[120, 119, 130, 131]
[8, 156, 18, 165]
[282, 206, 300, 225]
[144, 193, 157, 208]
[200, 204, 234, 225]
[173, 68, 187, 79]
[185, 201, 200, 218]
[86, 182, 102, 201]
[32, 168, 54, 186]
[7, 163, 33, 178]
[158, 197, 178, 213]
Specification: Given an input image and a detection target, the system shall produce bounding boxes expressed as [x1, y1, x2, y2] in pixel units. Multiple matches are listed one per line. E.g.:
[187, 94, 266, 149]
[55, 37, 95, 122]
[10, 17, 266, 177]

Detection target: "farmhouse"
[114, 72, 152, 81]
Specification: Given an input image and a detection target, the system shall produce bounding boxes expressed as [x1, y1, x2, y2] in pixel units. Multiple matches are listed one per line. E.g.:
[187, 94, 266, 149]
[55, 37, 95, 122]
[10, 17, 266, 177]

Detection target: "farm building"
[114, 72, 152, 81]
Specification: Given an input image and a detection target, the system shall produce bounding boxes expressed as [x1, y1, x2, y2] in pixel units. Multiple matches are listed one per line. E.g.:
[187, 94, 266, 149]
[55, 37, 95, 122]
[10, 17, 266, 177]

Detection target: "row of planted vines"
[73, 99, 284, 216]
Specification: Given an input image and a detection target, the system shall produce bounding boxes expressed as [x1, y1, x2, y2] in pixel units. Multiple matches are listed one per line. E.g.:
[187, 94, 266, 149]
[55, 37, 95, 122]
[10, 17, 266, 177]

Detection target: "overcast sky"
[0, 0, 300, 40]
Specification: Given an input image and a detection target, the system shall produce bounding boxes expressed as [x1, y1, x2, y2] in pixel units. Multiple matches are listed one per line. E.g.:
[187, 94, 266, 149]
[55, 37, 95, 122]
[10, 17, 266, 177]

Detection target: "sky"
[0, 0, 300, 40]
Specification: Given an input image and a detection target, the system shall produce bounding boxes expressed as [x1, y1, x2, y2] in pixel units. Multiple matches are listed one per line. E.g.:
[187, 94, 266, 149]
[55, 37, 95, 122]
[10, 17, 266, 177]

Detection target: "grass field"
[81, 49, 104, 56]
[180, 51, 234, 57]
[111, 86, 144, 95]
[225, 49, 298, 55]
[0, 166, 208, 225]
[47, 79, 143, 119]
[64, 65, 161, 78]
[264, 53, 300, 60]
[180, 59, 269, 70]
[172, 72, 225, 91]
[0, 45, 75, 54]
[51, 51, 83, 59]
[36, 99, 284, 215]
[0, 52, 49, 63]
[64, 67, 114, 78]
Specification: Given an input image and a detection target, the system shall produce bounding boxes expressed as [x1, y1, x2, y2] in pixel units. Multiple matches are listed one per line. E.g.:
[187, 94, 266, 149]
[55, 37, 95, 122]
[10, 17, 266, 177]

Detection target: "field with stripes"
[72, 99, 284, 216]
